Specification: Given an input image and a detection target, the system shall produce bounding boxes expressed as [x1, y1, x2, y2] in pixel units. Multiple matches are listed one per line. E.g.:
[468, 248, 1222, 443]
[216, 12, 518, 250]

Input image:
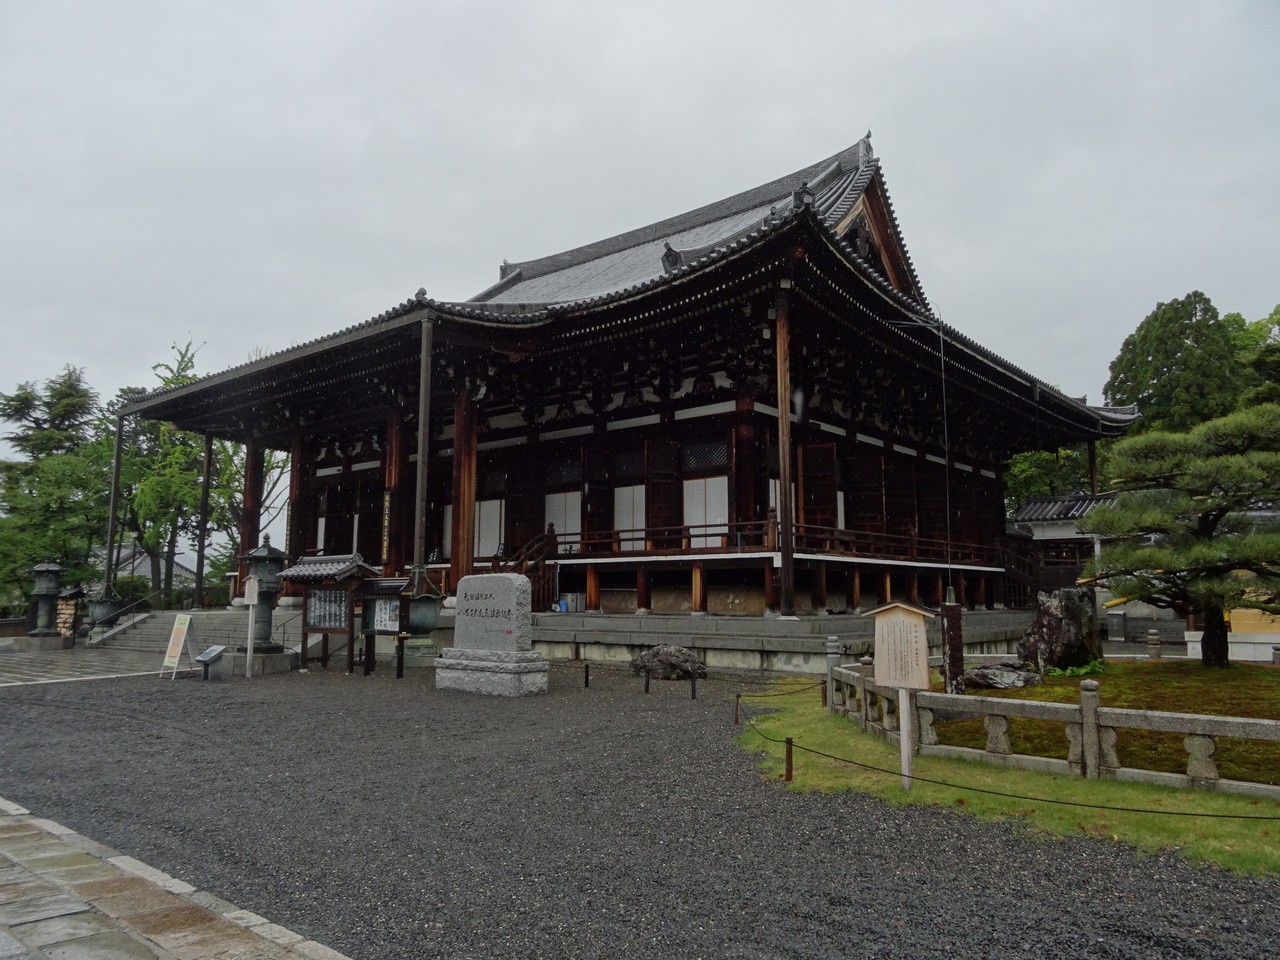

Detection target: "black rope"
[739, 681, 825, 698]
[740, 716, 1280, 821]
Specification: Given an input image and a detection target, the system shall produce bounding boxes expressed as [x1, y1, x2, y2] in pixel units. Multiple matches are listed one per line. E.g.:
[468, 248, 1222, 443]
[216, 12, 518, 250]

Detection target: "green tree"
[1004, 446, 1090, 515]
[1104, 291, 1243, 434]
[108, 344, 206, 604]
[1081, 403, 1280, 668]
[0, 368, 107, 607]
[107, 343, 287, 605]
[1236, 304, 1280, 408]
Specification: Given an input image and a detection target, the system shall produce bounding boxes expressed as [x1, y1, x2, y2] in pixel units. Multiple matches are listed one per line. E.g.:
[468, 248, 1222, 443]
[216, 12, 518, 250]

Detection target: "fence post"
[825, 637, 842, 714]
[784, 737, 793, 782]
[1079, 679, 1101, 779]
[734, 693, 741, 726]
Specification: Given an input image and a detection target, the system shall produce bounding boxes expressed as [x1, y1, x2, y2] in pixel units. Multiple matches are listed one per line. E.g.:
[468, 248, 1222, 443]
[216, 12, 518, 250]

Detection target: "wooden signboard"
[160, 613, 199, 679]
[871, 603, 932, 691]
[865, 601, 935, 791]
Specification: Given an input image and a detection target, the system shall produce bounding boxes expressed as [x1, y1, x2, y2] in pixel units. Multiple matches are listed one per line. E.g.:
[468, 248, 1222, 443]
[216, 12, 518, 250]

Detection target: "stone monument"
[434, 573, 549, 696]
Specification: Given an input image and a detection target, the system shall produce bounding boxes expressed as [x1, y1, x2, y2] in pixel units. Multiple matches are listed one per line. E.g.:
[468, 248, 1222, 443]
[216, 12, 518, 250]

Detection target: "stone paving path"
[0, 797, 350, 960]
[0, 648, 189, 687]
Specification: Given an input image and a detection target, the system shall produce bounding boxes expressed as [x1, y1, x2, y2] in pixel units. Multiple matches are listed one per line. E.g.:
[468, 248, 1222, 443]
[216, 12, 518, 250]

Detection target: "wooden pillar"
[952, 569, 967, 609]
[763, 565, 779, 614]
[282, 428, 308, 599]
[237, 438, 265, 595]
[449, 390, 478, 587]
[1088, 440, 1098, 496]
[774, 283, 796, 616]
[733, 395, 757, 531]
[411, 319, 435, 572]
[880, 568, 891, 605]
[935, 572, 946, 608]
[811, 561, 827, 613]
[977, 574, 989, 610]
[382, 407, 407, 576]
[636, 568, 651, 613]
[691, 562, 706, 614]
[906, 570, 919, 605]
[847, 566, 861, 611]
[585, 563, 600, 612]
[193, 433, 213, 607]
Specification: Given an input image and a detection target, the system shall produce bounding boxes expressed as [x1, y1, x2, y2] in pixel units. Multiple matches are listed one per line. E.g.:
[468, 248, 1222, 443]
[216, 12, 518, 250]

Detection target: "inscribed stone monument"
[434, 573, 548, 696]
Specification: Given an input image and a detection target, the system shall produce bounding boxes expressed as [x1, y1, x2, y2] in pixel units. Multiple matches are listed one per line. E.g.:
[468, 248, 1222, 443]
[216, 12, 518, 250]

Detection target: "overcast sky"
[2, 1, 1277, 434]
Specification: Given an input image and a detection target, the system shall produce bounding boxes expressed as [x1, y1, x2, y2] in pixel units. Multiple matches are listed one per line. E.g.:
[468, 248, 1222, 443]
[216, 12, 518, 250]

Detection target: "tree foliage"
[0, 368, 107, 608]
[1081, 404, 1280, 668]
[0, 345, 285, 610]
[1004, 446, 1090, 516]
[1104, 291, 1244, 434]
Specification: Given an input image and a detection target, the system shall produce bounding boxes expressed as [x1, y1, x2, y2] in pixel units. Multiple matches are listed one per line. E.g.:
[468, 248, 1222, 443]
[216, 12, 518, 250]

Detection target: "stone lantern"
[239, 535, 288, 650]
[29, 559, 62, 637]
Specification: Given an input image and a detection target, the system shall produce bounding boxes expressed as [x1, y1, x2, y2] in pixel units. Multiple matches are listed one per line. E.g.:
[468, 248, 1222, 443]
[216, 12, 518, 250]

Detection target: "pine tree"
[1081, 404, 1280, 667]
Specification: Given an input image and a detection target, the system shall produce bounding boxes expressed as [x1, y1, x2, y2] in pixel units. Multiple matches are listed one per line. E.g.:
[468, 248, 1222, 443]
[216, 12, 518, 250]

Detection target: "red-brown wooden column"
[382, 406, 408, 576]
[636, 568, 651, 613]
[283, 427, 309, 598]
[774, 282, 796, 616]
[237, 438, 265, 596]
[586, 564, 600, 612]
[449, 391, 478, 587]
[847, 566, 861, 611]
[811, 561, 827, 613]
[732, 395, 757, 532]
[691, 562, 707, 614]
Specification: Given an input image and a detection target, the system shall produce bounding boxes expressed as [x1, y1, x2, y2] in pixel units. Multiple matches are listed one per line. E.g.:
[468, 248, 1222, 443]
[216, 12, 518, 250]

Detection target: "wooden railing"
[476, 520, 1023, 570]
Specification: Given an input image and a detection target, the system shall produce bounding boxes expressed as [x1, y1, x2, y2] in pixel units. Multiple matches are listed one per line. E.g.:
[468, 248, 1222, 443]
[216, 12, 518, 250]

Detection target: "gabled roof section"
[471, 133, 928, 311]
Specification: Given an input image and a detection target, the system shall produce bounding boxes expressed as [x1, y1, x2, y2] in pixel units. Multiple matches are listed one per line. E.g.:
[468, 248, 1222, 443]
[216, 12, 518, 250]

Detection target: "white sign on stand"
[160, 614, 199, 679]
[864, 602, 935, 791]
[244, 575, 259, 679]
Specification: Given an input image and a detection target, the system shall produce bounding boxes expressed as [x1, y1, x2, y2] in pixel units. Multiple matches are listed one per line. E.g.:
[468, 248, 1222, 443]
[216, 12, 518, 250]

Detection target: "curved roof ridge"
[474, 134, 875, 297]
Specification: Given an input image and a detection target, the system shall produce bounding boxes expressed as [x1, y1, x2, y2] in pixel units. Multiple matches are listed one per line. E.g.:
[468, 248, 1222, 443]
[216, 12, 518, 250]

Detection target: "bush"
[114, 575, 153, 611]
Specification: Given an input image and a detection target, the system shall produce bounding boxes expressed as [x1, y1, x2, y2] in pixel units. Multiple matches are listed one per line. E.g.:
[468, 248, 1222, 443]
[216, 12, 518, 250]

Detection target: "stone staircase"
[95, 608, 303, 653]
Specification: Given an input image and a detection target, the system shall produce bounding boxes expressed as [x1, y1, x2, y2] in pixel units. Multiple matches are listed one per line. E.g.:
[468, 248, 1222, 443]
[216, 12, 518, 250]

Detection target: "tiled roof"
[278, 554, 381, 584]
[471, 134, 901, 308]
[1012, 493, 1115, 523]
[120, 132, 1136, 443]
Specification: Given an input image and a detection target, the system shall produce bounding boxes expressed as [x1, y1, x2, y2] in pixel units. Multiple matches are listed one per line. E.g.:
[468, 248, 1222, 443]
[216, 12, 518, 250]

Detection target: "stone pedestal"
[434, 573, 548, 697]
[435, 648, 548, 695]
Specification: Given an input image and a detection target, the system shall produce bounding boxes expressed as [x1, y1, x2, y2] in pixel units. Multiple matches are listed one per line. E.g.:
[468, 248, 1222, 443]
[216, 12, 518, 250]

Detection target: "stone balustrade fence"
[828, 663, 1280, 801]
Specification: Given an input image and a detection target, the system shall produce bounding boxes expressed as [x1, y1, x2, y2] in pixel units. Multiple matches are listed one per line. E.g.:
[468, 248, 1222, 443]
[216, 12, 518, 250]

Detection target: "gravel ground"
[0, 663, 1276, 960]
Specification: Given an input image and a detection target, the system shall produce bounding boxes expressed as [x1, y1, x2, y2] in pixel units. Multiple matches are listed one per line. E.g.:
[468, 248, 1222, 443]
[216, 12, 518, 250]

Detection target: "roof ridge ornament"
[792, 181, 815, 207]
[661, 241, 684, 274]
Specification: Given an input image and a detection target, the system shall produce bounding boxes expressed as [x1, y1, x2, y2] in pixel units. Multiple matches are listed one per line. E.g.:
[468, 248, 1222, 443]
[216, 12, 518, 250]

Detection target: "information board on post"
[865, 602, 935, 791]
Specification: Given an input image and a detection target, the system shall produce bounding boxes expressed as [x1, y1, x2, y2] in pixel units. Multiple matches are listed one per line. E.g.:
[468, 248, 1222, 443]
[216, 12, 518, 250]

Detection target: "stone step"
[101, 610, 298, 651]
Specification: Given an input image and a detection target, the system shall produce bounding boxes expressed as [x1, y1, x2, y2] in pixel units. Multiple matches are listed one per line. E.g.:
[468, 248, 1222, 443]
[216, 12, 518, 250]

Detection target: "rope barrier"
[739, 715, 1280, 821]
[738, 681, 825, 698]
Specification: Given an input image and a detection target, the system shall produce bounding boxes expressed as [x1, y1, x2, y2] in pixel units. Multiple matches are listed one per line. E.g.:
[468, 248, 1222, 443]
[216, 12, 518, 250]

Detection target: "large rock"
[962, 660, 1043, 689]
[1018, 588, 1102, 671]
[631, 644, 707, 680]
